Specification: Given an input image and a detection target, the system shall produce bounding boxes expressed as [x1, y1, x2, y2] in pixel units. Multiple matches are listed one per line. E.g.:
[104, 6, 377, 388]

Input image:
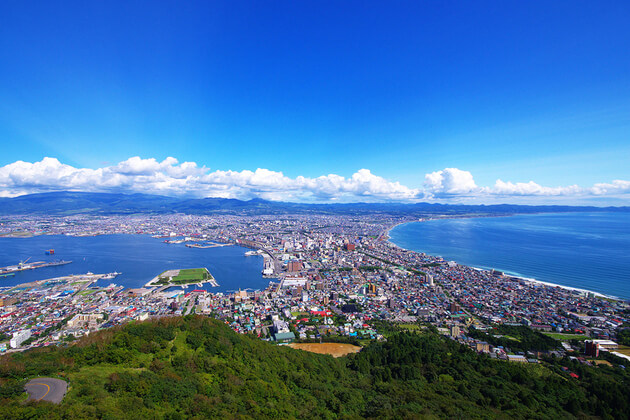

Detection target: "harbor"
[0, 234, 268, 293]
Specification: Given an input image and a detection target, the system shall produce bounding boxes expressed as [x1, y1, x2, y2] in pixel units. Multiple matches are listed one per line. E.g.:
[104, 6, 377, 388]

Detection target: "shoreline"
[386, 218, 626, 303]
[470, 266, 617, 300]
[382, 212, 524, 240]
[380, 221, 410, 241]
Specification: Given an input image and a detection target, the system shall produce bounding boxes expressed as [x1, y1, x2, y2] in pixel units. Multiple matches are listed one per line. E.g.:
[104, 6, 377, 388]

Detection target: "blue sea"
[0, 235, 270, 293]
[389, 212, 630, 300]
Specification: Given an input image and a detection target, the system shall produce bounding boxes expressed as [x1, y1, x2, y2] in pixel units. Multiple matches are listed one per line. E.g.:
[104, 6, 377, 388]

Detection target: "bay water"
[0, 235, 270, 293]
[389, 212, 630, 300]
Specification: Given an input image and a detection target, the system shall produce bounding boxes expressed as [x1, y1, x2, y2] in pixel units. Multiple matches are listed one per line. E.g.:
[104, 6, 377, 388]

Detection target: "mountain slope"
[0, 316, 628, 419]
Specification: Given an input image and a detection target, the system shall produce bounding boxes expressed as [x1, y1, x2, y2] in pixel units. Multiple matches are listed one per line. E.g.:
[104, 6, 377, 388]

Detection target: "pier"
[185, 242, 233, 249]
[0, 259, 72, 276]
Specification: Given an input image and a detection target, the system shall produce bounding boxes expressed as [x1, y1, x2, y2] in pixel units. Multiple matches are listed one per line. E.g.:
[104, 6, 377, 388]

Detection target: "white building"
[10, 329, 31, 348]
[262, 257, 274, 275]
[273, 320, 290, 334]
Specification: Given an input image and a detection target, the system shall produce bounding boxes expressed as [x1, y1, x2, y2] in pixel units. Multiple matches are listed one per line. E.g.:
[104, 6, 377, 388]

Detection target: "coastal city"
[1, 213, 628, 364]
[2, 1, 630, 416]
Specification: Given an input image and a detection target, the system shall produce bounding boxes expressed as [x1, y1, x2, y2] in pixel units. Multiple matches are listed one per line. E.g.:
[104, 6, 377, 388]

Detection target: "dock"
[0, 260, 72, 276]
[185, 242, 233, 249]
[185, 243, 228, 249]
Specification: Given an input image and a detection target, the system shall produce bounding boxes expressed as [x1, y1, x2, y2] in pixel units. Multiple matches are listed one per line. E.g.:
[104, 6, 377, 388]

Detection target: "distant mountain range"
[0, 191, 628, 216]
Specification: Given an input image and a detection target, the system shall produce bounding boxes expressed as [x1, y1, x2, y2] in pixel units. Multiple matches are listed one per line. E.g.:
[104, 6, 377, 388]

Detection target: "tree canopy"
[0, 316, 628, 419]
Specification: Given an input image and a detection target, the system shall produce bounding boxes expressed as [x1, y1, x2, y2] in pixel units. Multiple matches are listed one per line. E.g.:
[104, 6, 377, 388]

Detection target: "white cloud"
[589, 180, 630, 195]
[491, 180, 582, 196]
[113, 156, 203, 178]
[424, 168, 478, 196]
[0, 157, 419, 202]
[0, 157, 628, 204]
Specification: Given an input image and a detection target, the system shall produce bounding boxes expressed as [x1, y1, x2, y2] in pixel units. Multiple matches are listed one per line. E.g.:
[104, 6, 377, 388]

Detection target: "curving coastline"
[386, 215, 628, 302]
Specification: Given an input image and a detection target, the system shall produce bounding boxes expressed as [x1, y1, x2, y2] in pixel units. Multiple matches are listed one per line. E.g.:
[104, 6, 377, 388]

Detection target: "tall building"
[450, 325, 461, 337]
[585, 340, 600, 357]
[287, 260, 302, 272]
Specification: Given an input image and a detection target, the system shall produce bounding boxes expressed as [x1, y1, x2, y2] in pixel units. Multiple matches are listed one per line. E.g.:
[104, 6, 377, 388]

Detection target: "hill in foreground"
[0, 316, 629, 419]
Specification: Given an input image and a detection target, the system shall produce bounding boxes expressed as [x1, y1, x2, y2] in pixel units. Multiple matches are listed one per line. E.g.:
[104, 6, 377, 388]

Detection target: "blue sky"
[0, 1, 629, 203]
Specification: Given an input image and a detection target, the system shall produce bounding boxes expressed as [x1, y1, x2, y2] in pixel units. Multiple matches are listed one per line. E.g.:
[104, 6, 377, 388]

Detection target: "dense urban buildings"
[1, 213, 628, 364]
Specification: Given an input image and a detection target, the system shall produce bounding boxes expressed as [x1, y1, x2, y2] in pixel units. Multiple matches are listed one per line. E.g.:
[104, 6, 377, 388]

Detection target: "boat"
[45, 249, 55, 255]
[102, 272, 121, 279]
[0, 272, 15, 278]
[47, 260, 72, 267]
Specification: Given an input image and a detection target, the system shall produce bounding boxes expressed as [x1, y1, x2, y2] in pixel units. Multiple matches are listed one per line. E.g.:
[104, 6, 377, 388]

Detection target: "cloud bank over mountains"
[0, 157, 628, 204]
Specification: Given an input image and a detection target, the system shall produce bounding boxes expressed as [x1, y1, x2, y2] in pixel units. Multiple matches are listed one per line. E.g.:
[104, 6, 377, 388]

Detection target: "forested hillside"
[0, 316, 628, 419]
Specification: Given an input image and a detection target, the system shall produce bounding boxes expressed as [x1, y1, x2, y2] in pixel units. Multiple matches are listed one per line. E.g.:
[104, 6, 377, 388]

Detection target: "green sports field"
[156, 268, 213, 285]
[542, 332, 588, 341]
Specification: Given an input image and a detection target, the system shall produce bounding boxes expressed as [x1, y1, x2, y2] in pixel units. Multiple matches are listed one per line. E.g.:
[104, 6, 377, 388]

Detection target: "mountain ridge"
[1, 191, 628, 216]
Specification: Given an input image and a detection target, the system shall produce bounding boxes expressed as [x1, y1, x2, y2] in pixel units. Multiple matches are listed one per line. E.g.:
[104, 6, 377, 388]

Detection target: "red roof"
[310, 310, 331, 316]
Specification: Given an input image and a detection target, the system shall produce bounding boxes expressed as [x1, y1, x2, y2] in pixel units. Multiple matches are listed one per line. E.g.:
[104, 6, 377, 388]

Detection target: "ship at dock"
[0, 258, 72, 275]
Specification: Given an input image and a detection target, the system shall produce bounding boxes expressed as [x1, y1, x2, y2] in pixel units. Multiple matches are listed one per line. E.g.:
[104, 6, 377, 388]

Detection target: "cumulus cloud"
[424, 168, 478, 196]
[0, 157, 628, 204]
[0, 157, 419, 202]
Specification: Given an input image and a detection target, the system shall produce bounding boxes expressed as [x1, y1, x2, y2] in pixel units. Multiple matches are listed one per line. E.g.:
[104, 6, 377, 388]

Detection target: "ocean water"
[389, 212, 630, 300]
[0, 235, 270, 293]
